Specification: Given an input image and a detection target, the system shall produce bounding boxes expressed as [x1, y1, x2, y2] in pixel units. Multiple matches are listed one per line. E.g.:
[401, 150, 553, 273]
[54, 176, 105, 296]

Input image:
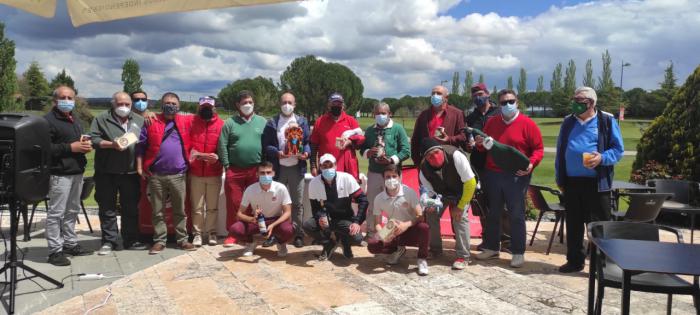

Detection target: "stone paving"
[2, 213, 698, 315]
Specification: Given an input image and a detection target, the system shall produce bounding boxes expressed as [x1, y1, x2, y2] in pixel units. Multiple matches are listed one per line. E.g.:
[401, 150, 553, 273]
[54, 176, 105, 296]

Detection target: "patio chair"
[587, 221, 700, 315]
[648, 179, 700, 243]
[612, 193, 673, 223]
[527, 184, 565, 255]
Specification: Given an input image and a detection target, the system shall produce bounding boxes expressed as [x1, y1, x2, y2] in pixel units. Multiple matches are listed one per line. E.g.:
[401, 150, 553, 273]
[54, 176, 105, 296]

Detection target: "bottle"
[257, 207, 267, 235]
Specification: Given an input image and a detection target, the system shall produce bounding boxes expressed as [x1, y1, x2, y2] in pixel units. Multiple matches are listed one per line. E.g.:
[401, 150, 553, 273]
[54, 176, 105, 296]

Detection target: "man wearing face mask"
[555, 86, 623, 273]
[44, 86, 94, 266]
[474, 89, 543, 268]
[218, 90, 267, 247]
[188, 96, 225, 247]
[309, 92, 364, 180]
[303, 154, 368, 260]
[137, 92, 195, 254]
[262, 92, 311, 248]
[360, 102, 410, 238]
[367, 164, 429, 276]
[90, 91, 146, 255]
[130, 90, 150, 116]
[419, 138, 477, 270]
[411, 85, 465, 166]
[229, 162, 294, 257]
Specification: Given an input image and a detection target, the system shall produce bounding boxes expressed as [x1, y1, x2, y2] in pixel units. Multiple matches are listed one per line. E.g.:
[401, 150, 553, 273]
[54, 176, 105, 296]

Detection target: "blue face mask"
[134, 100, 148, 112]
[474, 96, 490, 109]
[57, 100, 75, 113]
[430, 94, 443, 107]
[259, 175, 273, 185]
[501, 101, 519, 118]
[375, 114, 389, 126]
[321, 168, 336, 180]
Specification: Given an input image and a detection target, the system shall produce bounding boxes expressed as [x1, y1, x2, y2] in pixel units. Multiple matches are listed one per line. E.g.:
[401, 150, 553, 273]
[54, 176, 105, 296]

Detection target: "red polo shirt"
[310, 111, 365, 179]
[427, 106, 446, 138]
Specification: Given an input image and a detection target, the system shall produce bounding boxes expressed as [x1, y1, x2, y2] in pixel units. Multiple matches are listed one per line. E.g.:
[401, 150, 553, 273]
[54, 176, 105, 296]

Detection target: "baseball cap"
[319, 153, 336, 165]
[471, 83, 489, 95]
[328, 93, 344, 103]
[198, 96, 215, 107]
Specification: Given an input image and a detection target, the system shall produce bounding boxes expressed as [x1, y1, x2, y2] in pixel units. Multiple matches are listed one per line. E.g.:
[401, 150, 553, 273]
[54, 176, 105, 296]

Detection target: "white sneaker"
[385, 246, 406, 265]
[192, 235, 202, 247]
[276, 243, 288, 257]
[417, 259, 429, 276]
[97, 243, 112, 256]
[208, 234, 218, 246]
[510, 254, 525, 268]
[242, 241, 257, 257]
[475, 249, 500, 260]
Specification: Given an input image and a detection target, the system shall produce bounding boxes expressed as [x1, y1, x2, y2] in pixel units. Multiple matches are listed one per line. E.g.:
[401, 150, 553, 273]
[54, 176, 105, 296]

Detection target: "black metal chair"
[587, 221, 700, 315]
[612, 193, 674, 223]
[27, 176, 95, 239]
[527, 184, 566, 255]
[648, 179, 700, 243]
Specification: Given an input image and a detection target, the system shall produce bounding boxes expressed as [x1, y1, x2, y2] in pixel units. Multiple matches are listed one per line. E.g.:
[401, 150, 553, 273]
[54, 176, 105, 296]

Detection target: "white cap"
[319, 153, 336, 165]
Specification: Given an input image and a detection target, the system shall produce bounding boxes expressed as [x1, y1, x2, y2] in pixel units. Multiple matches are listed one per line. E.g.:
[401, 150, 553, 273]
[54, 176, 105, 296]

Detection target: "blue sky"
[446, 0, 592, 18]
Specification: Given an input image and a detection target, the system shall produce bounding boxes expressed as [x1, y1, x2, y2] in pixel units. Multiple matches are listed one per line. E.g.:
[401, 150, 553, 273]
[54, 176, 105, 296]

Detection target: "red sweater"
[482, 113, 544, 173]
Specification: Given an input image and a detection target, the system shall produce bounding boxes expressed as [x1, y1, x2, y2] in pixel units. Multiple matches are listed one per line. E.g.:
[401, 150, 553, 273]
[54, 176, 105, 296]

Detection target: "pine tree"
[22, 61, 50, 110]
[507, 76, 513, 90]
[0, 22, 18, 111]
[550, 63, 563, 91]
[583, 59, 595, 88]
[536, 75, 544, 92]
[661, 61, 676, 90]
[597, 50, 615, 91]
[451, 71, 460, 95]
[517, 68, 527, 96]
[50, 69, 77, 95]
[596, 50, 619, 112]
[121, 59, 143, 94]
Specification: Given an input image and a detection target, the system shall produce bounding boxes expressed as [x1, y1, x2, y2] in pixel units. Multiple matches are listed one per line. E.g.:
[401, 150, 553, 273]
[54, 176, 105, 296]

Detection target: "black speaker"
[0, 113, 50, 203]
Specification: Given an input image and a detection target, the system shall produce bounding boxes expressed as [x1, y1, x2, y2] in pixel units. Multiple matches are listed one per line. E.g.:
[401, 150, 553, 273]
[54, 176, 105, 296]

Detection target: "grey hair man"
[90, 91, 147, 255]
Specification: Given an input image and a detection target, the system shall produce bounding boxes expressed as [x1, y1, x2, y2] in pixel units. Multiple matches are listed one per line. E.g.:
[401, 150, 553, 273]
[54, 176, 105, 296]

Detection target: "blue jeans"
[482, 170, 530, 254]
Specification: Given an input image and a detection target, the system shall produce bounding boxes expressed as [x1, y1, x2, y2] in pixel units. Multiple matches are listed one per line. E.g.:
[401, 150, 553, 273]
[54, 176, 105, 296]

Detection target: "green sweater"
[89, 110, 144, 174]
[218, 115, 266, 168]
[360, 120, 411, 173]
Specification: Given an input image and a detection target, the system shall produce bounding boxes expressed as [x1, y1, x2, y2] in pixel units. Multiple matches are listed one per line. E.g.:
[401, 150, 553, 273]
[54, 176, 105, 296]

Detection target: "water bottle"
[257, 213, 267, 235]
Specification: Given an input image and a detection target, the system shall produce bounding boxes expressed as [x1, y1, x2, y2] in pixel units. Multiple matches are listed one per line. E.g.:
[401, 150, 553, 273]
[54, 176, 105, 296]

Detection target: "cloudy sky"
[0, 0, 698, 101]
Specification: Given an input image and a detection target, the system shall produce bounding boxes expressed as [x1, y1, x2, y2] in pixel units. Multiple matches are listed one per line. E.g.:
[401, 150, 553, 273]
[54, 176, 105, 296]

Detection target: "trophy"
[114, 132, 138, 149]
[284, 123, 304, 157]
[373, 133, 386, 158]
[376, 219, 398, 241]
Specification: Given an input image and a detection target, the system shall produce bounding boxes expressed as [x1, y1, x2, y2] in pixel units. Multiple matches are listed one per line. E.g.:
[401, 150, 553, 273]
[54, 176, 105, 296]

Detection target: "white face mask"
[240, 103, 254, 116]
[115, 106, 131, 118]
[281, 104, 294, 116]
[384, 178, 401, 190]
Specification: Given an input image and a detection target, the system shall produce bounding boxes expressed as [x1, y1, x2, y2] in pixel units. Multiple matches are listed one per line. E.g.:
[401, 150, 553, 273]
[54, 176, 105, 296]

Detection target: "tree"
[564, 59, 577, 95]
[121, 59, 143, 95]
[479, 74, 485, 84]
[506, 76, 513, 90]
[218, 76, 279, 116]
[661, 61, 676, 90]
[550, 62, 568, 116]
[597, 50, 615, 91]
[550, 63, 563, 92]
[21, 61, 51, 110]
[280, 55, 364, 120]
[0, 22, 18, 111]
[463, 70, 474, 97]
[536, 75, 544, 92]
[583, 59, 595, 88]
[633, 65, 700, 182]
[50, 69, 77, 95]
[517, 68, 527, 96]
[596, 50, 619, 112]
[451, 71, 460, 95]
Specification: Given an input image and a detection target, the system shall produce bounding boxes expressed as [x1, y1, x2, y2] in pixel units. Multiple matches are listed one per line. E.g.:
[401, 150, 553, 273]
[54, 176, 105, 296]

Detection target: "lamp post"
[440, 80, 448, 86]
[619, 60, 631, 120]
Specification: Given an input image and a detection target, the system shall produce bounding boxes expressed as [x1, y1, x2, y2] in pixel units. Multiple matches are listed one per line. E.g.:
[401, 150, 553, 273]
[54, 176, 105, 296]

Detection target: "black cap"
[421, 137, 442, 156]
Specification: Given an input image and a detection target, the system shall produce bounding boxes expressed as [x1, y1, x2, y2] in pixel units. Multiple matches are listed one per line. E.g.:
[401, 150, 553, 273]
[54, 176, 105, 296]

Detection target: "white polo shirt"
[373, 184, 421, 223]
[240, 181, 292, 218]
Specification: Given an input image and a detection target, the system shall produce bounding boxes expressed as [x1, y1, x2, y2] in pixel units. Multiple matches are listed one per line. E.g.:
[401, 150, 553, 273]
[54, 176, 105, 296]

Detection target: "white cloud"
[2, 0, 699, 100]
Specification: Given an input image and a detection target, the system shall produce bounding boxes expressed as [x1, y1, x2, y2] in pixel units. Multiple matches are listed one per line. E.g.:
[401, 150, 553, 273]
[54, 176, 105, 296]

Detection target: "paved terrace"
[3, 213, 698, 315]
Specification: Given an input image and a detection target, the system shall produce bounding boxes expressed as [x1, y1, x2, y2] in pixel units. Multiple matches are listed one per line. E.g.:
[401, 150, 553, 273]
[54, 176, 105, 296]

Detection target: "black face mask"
[162, 103, 179, 115]
[199, 107, 213, 120]
[330, 106, 342, 116]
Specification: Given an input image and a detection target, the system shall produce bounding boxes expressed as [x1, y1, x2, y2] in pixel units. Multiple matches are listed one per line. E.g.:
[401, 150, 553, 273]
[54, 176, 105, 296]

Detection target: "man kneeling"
[368, 164, 429, 276]
[229, 162, 294, 257]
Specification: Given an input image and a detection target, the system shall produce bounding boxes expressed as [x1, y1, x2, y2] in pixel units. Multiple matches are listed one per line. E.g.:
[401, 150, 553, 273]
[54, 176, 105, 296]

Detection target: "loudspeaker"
[0, 113, 50, 203]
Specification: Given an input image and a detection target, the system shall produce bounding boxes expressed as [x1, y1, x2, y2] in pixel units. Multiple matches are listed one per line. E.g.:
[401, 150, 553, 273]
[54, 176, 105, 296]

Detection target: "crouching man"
[229, 162, 294, 257]
[367, 164, 429, 276]
[303, 154, 368, 260]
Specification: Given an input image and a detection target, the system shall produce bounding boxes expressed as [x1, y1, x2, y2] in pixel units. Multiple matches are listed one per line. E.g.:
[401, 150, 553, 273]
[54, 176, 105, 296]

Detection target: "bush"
[42, 97, 94, 129]
[629, 160, 684, 184]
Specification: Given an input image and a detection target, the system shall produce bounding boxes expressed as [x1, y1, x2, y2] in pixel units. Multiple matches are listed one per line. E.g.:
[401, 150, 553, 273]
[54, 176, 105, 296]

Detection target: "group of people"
[42, 81, 623, 276]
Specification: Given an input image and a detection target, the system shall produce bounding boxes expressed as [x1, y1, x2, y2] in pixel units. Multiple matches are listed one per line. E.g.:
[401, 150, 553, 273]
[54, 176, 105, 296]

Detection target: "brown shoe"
[149, 243, 165, 255]
[179, 242, 196, 251]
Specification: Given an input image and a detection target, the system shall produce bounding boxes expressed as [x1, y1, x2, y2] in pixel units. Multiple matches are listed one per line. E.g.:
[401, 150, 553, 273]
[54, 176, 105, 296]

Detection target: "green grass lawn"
[80, 112, 647, 206]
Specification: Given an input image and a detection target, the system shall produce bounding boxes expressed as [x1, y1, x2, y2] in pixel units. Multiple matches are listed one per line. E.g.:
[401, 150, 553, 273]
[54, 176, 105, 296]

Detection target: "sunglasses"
[132, 98, 147, 102]
[499, 100, 517, 106]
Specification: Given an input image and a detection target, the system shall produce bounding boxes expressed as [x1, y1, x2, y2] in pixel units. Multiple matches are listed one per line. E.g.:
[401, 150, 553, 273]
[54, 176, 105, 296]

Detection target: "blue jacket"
[262, 113, 311, 178]
[555, 110, 624, 192]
